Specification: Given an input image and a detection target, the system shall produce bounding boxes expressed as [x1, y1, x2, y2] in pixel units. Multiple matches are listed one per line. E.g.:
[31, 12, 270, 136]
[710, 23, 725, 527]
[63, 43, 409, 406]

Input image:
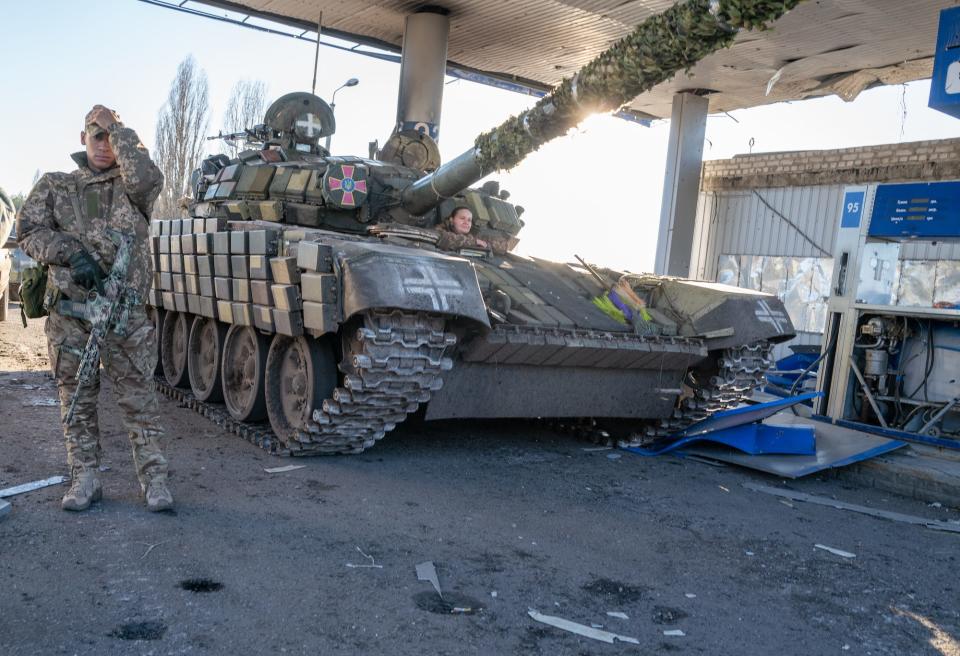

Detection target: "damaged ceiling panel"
[192, 0, 953, 119]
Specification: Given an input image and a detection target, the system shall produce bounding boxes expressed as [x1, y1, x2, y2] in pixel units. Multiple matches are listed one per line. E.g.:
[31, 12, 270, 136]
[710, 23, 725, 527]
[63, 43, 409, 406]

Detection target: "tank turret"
[150, 0, 801, 457]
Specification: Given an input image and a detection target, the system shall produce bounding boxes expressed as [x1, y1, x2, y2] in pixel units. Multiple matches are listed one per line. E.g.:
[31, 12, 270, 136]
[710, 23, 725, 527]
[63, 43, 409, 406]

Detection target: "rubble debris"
[0, 476, 66, 498]
[346, 547, 383, 569]
[416, 561, 443, 598]
[263, 465, 305, 474]
[814, 544, 856, 559]
[743, 482, 960, 533]
[527, 609, 639, 645]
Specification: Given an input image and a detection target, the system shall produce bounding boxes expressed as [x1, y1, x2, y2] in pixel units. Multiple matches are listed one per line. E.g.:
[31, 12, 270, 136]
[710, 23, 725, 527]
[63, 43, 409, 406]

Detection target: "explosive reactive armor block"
[302, 301, 337, 334]
[249, 255, 273, 280]
[271, 284, 301, 311]
[270, 257, 300, 284]
[231, 255, 249, 279]
[296, 242, 334, 272]
[300, 273, 337, 304]
[251, 280, 273, 307]
[232, 278, 251, 303]
[230, 231, 248, 255]
[272, 309, 304, 337]
[253, 305, 274, 332]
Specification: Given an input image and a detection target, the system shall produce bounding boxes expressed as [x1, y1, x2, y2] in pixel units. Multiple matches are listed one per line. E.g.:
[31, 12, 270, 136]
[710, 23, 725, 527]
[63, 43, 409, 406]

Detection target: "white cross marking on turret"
[296, 113, 323, 136]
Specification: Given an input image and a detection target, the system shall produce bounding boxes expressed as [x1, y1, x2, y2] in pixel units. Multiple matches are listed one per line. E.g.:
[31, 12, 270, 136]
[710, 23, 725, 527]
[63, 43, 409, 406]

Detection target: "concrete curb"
[834, 446, 960, 508]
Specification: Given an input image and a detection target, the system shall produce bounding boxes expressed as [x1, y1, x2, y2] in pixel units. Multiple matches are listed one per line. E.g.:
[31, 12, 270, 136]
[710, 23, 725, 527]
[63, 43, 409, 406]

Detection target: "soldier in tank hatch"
[435, 205, 511, 254]
[18, 105, 173, 512]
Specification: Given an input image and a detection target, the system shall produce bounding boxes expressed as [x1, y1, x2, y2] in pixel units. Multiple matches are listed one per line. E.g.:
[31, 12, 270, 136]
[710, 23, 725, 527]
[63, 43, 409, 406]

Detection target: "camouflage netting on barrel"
[474, 0, 803, 172]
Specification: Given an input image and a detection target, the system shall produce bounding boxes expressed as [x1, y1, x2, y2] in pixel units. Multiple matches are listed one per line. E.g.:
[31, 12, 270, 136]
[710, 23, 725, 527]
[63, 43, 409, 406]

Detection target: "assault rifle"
[206, 124, 268, 144]
[64, 230, 135, 426]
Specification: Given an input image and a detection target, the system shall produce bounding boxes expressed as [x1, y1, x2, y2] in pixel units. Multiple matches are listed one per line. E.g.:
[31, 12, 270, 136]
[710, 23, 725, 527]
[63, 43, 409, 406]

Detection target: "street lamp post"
[325, 78, 359, 152]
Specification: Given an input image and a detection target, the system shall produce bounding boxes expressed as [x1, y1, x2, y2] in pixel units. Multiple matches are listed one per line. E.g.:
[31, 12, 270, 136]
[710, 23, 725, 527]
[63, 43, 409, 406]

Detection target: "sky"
[4, 1, 960, 271]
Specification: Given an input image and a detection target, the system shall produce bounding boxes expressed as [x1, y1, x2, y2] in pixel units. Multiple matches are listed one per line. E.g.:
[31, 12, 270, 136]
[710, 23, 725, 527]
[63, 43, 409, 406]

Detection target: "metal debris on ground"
[263, 465, 306, 474]
[685, 593, 697, 599]
[663, 629, 686, 637]
[606, 611, 629, 619]
[527, 609, 639, 645]
[581, 447, 612, 452]
[416, 561, 443, 597]
[139, 540, 172, 560]
[606, 453, 622, 460]
[814, 544, 856, 559]
[743, 482, 960, 533]
[0, 476, 67, 498]
[0, 499, 10, 520]
[346, 547, 383, 569]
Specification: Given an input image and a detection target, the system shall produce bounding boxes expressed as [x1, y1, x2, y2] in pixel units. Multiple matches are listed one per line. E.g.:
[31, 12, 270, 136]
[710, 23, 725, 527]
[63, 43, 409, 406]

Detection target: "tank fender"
[339, 249, 490, 327]
[651, 280, 796, 350]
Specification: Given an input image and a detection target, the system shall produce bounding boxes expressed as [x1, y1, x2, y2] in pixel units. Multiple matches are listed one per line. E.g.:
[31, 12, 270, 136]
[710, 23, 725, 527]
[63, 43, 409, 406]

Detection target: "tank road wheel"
[265, 335, 337, 444]
[221, 324, 270, 422]
[161, 311, 190, 388]
[147, 306, 165, 376]
[187, 316, 228, 403]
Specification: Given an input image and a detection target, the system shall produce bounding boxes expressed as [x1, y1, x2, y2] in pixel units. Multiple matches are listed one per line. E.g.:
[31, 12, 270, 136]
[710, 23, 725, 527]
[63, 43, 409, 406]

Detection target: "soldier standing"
[18, 105, 173, 512]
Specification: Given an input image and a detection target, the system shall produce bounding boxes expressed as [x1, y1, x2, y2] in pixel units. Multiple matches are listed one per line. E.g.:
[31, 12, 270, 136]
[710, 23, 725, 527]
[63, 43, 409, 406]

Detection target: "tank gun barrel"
[401, 0, 802, 216]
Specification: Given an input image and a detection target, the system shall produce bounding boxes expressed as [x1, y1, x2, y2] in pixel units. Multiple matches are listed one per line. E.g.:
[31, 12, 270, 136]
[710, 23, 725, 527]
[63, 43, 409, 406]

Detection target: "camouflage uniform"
[435, 225, 512, 255]
[18, 123, 169, 501]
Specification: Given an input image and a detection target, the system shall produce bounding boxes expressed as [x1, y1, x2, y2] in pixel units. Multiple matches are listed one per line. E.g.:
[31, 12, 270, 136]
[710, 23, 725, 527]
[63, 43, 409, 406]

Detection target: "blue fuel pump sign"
[930, 7, 960, 119]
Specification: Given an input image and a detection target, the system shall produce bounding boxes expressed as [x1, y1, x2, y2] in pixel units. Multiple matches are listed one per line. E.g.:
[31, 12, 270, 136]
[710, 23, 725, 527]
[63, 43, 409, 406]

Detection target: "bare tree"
[153, 56, 210, 219]
[220, 80, 268, 158]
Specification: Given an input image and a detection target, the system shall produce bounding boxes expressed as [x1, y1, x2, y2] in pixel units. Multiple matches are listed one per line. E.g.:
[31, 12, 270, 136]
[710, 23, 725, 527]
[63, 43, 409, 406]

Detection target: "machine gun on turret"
[206, 124, 270, 145]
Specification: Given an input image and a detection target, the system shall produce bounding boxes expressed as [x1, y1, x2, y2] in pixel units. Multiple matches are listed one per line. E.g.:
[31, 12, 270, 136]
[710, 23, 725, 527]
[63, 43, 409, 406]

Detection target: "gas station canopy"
[184, 0, 951, 119]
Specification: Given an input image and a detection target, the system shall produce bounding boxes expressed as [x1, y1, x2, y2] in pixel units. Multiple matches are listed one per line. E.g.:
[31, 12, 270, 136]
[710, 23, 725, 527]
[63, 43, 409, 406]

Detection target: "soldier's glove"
[68, 250, 105, 294]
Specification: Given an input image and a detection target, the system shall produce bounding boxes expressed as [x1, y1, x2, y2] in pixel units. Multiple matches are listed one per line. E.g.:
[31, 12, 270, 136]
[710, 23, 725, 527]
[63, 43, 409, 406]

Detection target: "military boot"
[142, 477, 173, 512]
[61, 471, 102, 512]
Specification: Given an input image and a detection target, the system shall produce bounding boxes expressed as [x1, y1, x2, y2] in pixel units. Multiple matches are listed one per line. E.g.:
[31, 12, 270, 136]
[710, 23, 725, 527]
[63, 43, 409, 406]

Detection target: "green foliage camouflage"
[474, 0, 803, 172]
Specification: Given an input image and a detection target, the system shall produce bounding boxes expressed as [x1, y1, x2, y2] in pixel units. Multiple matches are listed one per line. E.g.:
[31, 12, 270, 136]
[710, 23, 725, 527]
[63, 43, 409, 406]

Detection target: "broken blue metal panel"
[684, 413, 907, 478]
[673, 392, 821, 439]
[623, 393, 820, 456]
[623, 422, 815, 457]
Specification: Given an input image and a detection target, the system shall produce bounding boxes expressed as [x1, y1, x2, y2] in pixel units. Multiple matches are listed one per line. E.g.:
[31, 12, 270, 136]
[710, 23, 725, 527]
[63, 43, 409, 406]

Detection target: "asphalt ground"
[1, 312, 958, 655]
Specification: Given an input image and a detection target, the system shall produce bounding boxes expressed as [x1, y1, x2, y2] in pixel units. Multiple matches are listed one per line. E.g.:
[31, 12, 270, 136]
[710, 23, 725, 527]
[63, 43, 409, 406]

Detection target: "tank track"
[557, 341, 776, 447]
[640, 341, 775, 443]
[156, 380, 290, 455]
[159, 310, 454, 456]
[288, 310, 455, 455]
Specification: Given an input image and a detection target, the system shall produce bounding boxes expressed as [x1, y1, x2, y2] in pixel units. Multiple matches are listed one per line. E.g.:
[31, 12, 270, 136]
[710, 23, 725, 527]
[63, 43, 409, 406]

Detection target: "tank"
[147, 0, 801, 454]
